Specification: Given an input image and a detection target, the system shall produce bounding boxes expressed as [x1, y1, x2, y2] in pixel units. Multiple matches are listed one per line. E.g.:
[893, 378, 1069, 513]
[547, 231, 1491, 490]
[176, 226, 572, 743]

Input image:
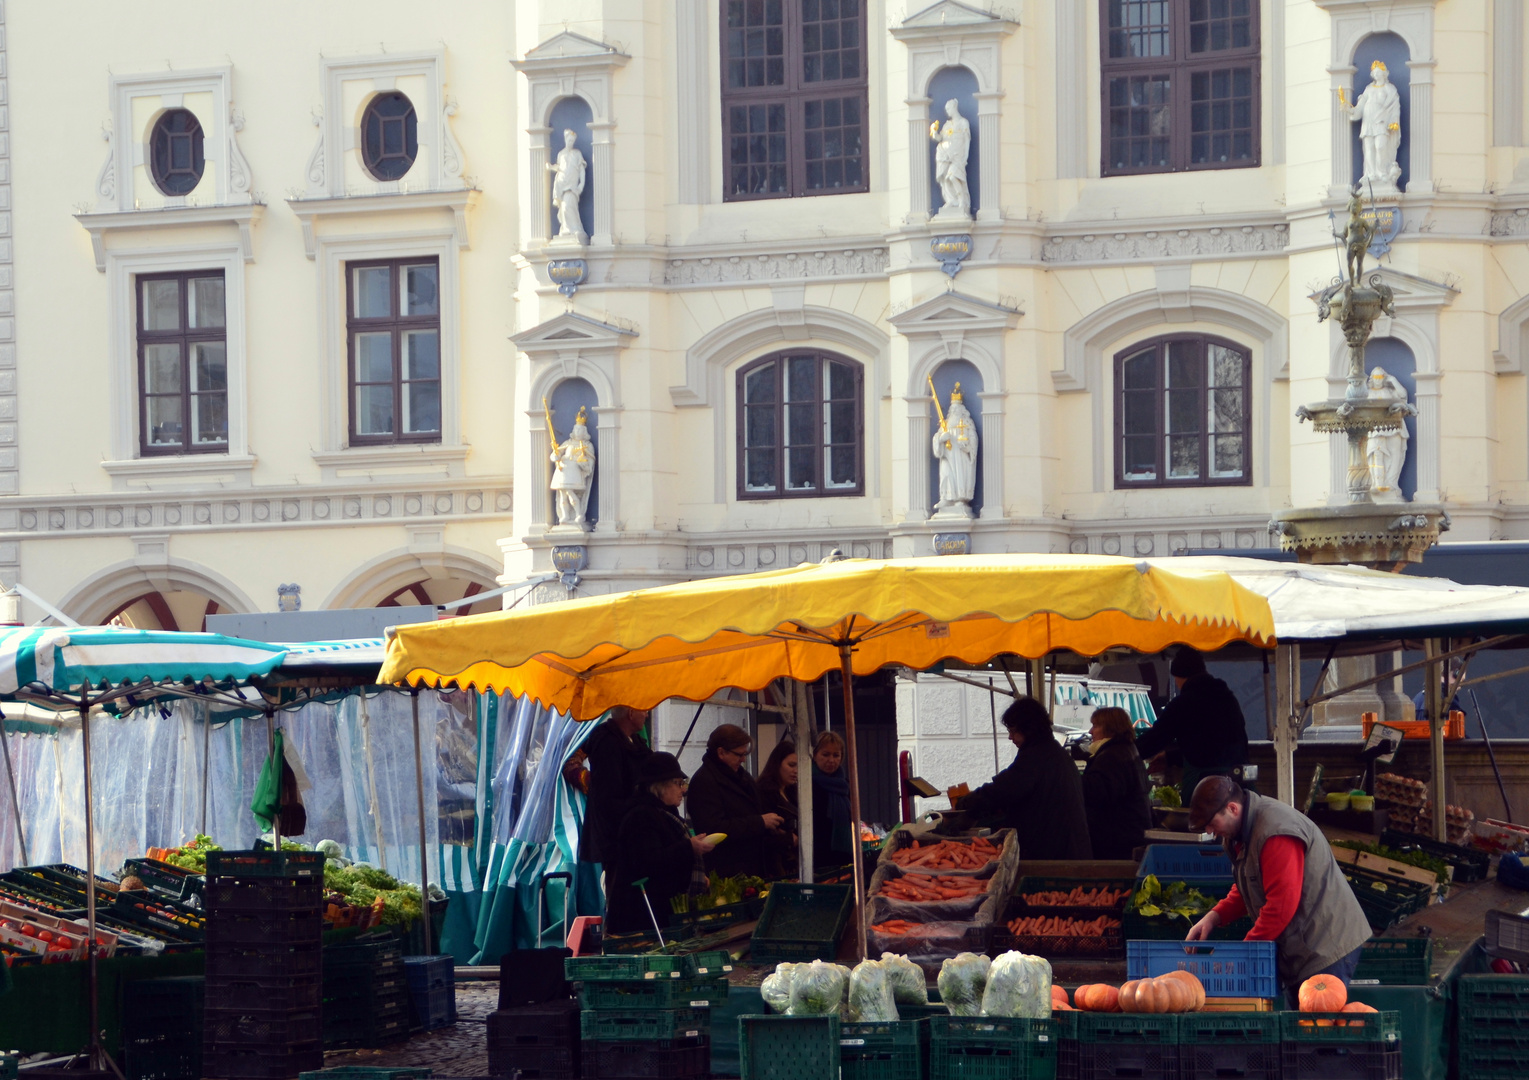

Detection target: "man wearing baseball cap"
[1185, 775, 1372, 1008]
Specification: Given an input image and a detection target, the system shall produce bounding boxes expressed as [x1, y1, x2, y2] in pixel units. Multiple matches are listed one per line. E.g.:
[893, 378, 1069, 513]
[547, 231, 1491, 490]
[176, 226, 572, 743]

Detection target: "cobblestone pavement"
[319, 981, 498, 1077]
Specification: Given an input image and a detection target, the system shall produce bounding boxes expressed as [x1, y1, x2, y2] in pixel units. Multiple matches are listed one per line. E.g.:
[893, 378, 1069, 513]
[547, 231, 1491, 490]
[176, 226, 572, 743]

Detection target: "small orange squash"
[1074, 984, 1121, 1013]
[1298, 974, 1347, 1013]
[1052, 984, 1071, 1005]
[1341, 1002, 1377, 1013]
[1052, 1001, 1074, 1011]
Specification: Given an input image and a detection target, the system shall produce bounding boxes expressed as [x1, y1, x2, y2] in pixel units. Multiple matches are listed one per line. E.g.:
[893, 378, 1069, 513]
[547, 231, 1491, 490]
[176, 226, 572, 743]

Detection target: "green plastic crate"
[1455, 973, 1529, 1014]
[565, 953, 689, 981]
[579, 976, 727, 1010]
[750, 884, 851, 965]
[1179, 1013, 1279, 1044]
[1351, 938, 1432, 986]
[581, 1007, 708, 1042]
[840, 1020, 924, 1080]
[927, 1016, 1055, 1080]
[739, 1014, 841, 1080]
[1, 1051, 17, 1080]
[687, 949, 734, 978]
[1278, 1010, 1401, 1045]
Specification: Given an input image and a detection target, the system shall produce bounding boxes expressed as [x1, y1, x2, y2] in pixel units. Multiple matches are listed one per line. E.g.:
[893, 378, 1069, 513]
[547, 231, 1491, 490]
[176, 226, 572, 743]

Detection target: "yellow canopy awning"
[380, 554, 1274, 720]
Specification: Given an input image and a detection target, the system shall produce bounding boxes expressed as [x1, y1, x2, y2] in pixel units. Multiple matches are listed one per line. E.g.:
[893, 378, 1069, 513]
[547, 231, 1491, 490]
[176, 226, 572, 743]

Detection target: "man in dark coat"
[1135, 648, 1249, 798]
[604, 753, 717, 934]
[1080, 707, 1153, 859]
[684, 724, 785, 878]
[578, 706, 653, 867]
[958, 696, 1092, 860]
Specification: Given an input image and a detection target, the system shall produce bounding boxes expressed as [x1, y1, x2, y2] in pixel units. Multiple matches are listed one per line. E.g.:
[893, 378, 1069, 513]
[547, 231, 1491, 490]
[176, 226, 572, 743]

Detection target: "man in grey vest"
[1184, 776, 1372, 1007]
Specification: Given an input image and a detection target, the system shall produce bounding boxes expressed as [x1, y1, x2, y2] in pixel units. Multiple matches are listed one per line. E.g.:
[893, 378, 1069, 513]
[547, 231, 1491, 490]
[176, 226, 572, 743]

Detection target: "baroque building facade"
[3, 0, 1529, 630]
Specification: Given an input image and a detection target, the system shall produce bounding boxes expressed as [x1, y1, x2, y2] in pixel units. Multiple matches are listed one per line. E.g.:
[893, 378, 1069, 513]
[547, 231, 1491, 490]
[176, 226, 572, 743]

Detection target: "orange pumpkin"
[1159, 970, 1206, 1011]
[1342, 1002, 1377, 1013]
[1074, 984, 1121, 1013]
[1052, 984, 1071, 1004]
[1052, 1001, 1074, 1011]
[1119, 975, 1196, 1013]
[1298, 975, 1348, 1013]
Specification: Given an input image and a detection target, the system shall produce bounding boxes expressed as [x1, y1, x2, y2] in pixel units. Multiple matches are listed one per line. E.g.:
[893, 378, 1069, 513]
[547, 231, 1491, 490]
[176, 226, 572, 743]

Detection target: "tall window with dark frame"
[722, 0, 868, 201]
[137, 271, 228, 455]
[1115, 335, 1251, 488]
[738, 351, 863, 499]
[1101, 0, 1260, 175]
[346, 258, 441, 446]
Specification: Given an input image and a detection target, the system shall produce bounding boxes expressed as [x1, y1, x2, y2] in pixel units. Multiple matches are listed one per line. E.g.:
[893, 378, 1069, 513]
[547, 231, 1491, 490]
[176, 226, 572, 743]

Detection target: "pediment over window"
[514, 31, 630, 70]
[895, 1, 1017, 34]
[887, 292, 1023, 336]
[1306, 267, 1457, 314]
[512, 312, 637, 356]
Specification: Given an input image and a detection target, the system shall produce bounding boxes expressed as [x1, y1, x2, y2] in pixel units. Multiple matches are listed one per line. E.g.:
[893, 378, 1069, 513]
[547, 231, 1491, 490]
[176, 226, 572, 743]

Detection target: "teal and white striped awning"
[0, 626, 288, 697]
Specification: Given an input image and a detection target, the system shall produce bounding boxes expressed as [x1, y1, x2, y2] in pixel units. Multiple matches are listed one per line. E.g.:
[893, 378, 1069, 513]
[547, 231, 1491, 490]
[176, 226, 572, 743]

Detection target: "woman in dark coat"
[756, 740, 800, 879]
[957, 696, 1093, 860]
[603, 753, 717, 934]
[810, 731, 854, 871]
[1080, 706, 1153, 860]
[685, 724, 785, 878]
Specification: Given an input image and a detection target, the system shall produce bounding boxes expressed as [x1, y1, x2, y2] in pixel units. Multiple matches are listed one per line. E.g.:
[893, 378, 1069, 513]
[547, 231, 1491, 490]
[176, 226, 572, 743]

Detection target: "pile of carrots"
[890, 836, 1000, 871]
[877, 873, 991, 902]
[1005, 914, 1121, 937]
[870, 919, 930, 935]
[1019, 886, 1131, 908]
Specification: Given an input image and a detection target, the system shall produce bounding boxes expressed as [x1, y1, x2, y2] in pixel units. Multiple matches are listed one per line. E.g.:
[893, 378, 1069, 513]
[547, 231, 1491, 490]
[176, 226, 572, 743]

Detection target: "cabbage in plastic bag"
[880, 952, 929, 1005]
[788, 959, 851, 1016]
[936, 952, 991, 1016]
[761, 963, 801, 1013]
[980, 951, 1052, 1019]
[848, 959, 899, 1022]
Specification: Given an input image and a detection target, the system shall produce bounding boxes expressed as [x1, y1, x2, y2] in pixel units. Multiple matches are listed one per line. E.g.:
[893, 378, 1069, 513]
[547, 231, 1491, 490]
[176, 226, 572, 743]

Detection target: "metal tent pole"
[836, 644, 867, 960]
[266, 711, 282, 850]
[200, 703, 212, 838]
[1, 712, 27, 864]
[795, 680, 814, 883]
[80, 691, 102, 1072]
[410, 690, 434, 956]
[1425, 639, 1448, 842]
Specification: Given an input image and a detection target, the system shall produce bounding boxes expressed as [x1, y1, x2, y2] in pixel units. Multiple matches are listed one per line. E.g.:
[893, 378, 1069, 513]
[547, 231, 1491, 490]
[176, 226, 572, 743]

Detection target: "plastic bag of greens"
[936, 952, 991, 1016]
[980, 951, 1052, 1019]
[761, 963, 801, 1013]
[848, 960, 899, 1022]
[788, 959, 850, 1016]
[880, 952, 929, 1005]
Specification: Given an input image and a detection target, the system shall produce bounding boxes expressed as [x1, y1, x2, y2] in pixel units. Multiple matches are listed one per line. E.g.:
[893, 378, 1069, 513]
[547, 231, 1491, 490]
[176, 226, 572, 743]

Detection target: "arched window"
[149, 109, 205, 195]
[361, 91, 419, 181]
[1114, 334, 1251, 488]
[737, 350, 863, 499]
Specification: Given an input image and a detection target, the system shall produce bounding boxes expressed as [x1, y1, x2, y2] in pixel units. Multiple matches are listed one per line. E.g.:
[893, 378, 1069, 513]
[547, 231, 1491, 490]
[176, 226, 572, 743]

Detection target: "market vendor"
[577, 705, 654, 868]
[1135, 648, 1249, 797]
[1185, 775, 1372, 1008]
[685, 724, 787, 878]
[810, 731, 855, 871]
[1080, 706, 1152, 859]
[603, 752, 718, 934]
[956, 696, 1092, 860]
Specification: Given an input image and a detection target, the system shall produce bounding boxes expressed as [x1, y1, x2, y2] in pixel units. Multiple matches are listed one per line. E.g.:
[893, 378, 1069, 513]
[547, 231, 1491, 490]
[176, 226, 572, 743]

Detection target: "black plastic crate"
[204, 876, 323, 914]
[202, 1042, 323, 1080]
[122, 975, 205, 1023]
[1351, 937, 1433, 986]
[324, 990, 410, 1026]
[750, 883, 852, 964]
[488, 1043, 578, 1079]
[324, 965, 408, 1003]
[205, 850, 325, 880]
[1280, 1043, 1401, 1080]
[123, 858, 205, 901]
[205, 908, 322, 947]
[1179, 1014, 1280, 1080]
[207, 972, 322, 1011]
[124, 1043, 201, 1080]
[487, 1002, 581, 1050]
[111, 894, 206, 941]
[579, 1037, 709, 1080]
[204, 943, 321, 979]
[323, 1012, 411, 1050]
[1379, 828, 1489, 882]
[204, 1007, 322, 1047]
[324, 935, 404, 969]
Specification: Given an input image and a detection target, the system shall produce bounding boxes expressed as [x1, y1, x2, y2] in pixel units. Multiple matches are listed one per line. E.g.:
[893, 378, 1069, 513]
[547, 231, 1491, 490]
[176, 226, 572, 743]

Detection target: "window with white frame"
[137, 270, 228, 455]
[346, 257, 442, 445]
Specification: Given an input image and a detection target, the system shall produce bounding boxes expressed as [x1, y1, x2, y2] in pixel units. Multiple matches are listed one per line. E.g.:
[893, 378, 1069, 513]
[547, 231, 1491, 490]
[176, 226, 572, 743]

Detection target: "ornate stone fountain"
[1270, 188, 1448, 568]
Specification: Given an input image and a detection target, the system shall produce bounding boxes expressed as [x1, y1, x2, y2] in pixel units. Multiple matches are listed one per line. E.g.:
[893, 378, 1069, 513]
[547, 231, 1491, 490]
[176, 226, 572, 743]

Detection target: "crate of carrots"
[991, 909, 1125, 960]
[881, 831, 1009, 875]
[1009, 876, 1135, 918]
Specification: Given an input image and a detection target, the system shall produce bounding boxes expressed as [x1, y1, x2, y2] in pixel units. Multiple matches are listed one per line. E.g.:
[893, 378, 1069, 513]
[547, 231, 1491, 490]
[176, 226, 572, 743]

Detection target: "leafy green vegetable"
[1152, 786, 1182, 808]
[1128, 875, 1217, 922]
[1331, 840, 1450, 885]
[348, 865, 401, 891]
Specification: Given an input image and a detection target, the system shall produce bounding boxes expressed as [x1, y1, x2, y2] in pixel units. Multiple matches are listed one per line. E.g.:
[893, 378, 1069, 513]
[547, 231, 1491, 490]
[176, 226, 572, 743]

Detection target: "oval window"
[149, 109, 205, 196]
[361, 91, 419, 181]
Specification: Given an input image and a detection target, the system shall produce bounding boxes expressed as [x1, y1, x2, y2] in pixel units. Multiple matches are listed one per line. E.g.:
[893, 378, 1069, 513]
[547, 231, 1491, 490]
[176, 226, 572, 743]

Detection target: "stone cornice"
[286, 188, 478, 257]
[75, 203, 264, 272]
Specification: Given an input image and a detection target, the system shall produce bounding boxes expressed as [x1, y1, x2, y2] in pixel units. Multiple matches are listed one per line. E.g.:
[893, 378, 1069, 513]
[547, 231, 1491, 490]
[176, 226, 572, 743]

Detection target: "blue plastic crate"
[1126, 940, 1278, 999]
[404, 955, 456, 1030]
[1136, 844, 1232, 882]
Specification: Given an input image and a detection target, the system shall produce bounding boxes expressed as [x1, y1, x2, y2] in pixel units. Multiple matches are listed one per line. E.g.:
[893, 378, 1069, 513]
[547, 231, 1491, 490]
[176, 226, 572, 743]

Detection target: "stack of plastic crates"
[322, 933, 411, 1048]
[1455, 973, 1529, 1080]
[202, 850, 325, 1080]
[1069, 1014, 1180, 1080]
[122, 975, 205, 1080]
[569, 953, 720, 1080]
[738, 1014, 840, 1080]
[488, 997, 581, 1079]
[927, 1015, 1055, 1080]
[1278, 1009, 1401, 1080]
[403, 955, 457, 1031]
[839, 1018, 925, 1080]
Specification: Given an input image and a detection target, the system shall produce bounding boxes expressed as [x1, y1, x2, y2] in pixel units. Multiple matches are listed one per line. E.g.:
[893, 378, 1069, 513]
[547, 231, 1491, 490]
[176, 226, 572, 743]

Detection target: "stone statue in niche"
[1340, 60, 1403, 194]
[931, 381, 978, 519]
[929, 99, 971, 218]
[548, 129, 588, 244]
[550, 404, 596, 529]
[1365, 367, 1413, 501]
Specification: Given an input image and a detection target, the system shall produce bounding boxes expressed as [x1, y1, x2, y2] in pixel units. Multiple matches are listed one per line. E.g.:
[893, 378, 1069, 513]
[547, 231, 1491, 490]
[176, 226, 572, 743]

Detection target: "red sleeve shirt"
[1209, 835, 1306, 940]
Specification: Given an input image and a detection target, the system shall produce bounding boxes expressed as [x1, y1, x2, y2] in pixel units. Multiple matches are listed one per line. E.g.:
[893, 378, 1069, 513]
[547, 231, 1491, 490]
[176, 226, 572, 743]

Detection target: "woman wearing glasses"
[604, 752, 718, 934]
[686, 724, 786, 878]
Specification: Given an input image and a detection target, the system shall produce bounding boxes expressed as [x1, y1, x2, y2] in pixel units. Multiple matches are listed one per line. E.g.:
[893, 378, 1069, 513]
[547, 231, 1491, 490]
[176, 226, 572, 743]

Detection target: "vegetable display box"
[578, 975, 728, 1011]
[839, 1019, 925, 1080]
[1126, 940, 1278, 999]
[122, 858, 204, 901]
[1351, 937, 1432, 986]
[1178, 1014, 1279, 1080]
[1340, 864, 1431, 933]
[565, 953, 689, 982]
[1278, 1011, 1402, 1080]
[1135, 845, 1232, 882]
[580, 1006, 709, 1042]
[1456, 975, 1529, 1080]
[739, 1014, 840, 1080]
[927, 1016, 1055, 1080]
[1121, 879, 1250, 942]
[1379, 828, 1489, 883]
[749, 884, 851, 965]
[204, 850, 325, 880]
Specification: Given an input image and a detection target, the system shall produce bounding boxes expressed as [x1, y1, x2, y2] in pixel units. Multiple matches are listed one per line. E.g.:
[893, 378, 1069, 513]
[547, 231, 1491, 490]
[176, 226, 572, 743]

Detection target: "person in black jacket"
[1135, 648, 1249, 799]
[757, 740, 801, 879]
[603, 753, 718, 934]
[1080, 706, 1153, 860]
[957, 696, 1092, 860]
[810, 731, 855, 871]
[685, 724, 786, 878]
[578, 706, 653, 867]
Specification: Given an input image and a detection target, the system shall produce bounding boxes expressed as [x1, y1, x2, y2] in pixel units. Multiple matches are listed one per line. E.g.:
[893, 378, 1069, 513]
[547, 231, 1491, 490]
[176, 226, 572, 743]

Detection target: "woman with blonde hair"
[1080, 706, 1152, 859]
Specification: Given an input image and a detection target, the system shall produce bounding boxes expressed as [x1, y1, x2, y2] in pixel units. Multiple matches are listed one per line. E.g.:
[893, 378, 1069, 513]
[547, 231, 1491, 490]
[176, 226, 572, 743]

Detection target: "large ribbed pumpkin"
[1159, 970, 1206, 1011]
[1298, 975, 1347, 1013]
[1119, 975, 1196, 1013]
